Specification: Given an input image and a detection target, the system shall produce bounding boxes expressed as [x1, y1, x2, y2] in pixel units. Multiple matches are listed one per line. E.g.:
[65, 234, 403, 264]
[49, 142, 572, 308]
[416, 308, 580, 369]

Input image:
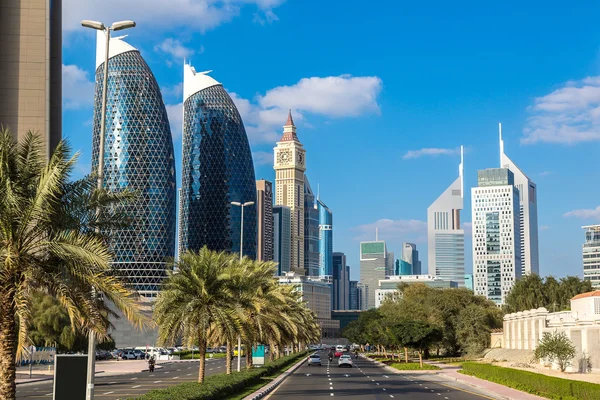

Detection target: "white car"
[307, 353, 322, 366]
[338, 354, 353, 367]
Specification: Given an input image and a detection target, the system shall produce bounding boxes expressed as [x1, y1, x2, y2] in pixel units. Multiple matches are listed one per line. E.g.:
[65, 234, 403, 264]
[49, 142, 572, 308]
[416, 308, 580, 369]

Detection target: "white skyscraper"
[500, 123, 539, 276]
[472, 168, 522, 305]
[427, 146, 465, 286]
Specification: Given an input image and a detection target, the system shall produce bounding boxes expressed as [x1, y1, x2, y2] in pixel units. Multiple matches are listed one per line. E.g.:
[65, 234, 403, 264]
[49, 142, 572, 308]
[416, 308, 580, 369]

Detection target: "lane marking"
[383, 388, 386, 391]
[108, 382, 117, 385]
[173, 376, 180, 379]
[187, 373, 192, 376]
[177, 369, 181, 371]
[103, 392, 114, 395]
[132, 385, 141, 389]
[384, 375, 389, 378]
[437, 382, 496, 400]
[149, 374, 155, 377]
[153, 381, 162, 384]
[390, 396, 394, 398]
[130, 377, 138, 380]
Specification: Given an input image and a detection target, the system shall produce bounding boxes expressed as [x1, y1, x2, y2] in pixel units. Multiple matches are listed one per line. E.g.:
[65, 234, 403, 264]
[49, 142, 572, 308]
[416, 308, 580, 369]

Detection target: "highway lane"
[267, 351, 502, 400]
[16, 357, 244, 399]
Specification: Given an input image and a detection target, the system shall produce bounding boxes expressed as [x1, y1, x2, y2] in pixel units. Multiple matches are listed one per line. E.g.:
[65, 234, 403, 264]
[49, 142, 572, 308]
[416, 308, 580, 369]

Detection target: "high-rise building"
[349, 281, 359, 310]
[332, 252, 350, 310]
[274, 111, 306, 274]
[0, 0, 62, 157]
[464, 273, 474, 291]
[91, 33, 176, 298]
[500, 123, 539, 276]
[357, 282, 369, 311]
[399, 243, 421, 276]
[273, 206, 291, 275]
[472, 168, 522, 305]
[303, 177, 320, 276]
[360, 240, 390, 309]
[427, 146, 465, 286]
[318, 198, 333, 277]
[179, 64, 257, 258]
[256, 180, 274, 262]
[582, 225, 600, 289]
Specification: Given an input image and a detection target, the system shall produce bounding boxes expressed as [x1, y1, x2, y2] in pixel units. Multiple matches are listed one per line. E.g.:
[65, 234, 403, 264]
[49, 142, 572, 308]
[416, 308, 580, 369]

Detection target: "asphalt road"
[266, 351, 502, 400]
[16, 357, 244, 399]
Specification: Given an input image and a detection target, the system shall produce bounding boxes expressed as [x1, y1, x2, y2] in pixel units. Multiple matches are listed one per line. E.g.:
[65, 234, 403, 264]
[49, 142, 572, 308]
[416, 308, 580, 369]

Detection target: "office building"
[349, 280, 359, 310]
[332, 252, 350, 310]
[582, 225, 600, 289]
[375, 275, 458, 308]
[360, 239, 391, 309]
[273, 206, 291, 275]
[331, 310, 363, 331]
[357, 282, 369, 311]
[500, 123, 539, 276]
[398, 243, 421, 276]
[427, 146, 465, 286]
[179, 64, 257, 258]
[304, 177, 319, 276]
[0, 0, 62, 158]
[91, 33, 176, 297]
[274, 111, 306, 274]
[465, 273, 474, 291]
[256, 180, 274, 262]
[318, 197, 333, 277]
[472, 168, 522, 305]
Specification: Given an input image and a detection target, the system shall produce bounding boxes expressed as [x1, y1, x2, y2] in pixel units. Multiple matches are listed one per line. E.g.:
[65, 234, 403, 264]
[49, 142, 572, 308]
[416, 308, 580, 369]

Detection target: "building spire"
[285, 109, 295, 126]
[459, 145, 464, 199]
[280, 110, 299, 142]
[499, 122, 504, 167]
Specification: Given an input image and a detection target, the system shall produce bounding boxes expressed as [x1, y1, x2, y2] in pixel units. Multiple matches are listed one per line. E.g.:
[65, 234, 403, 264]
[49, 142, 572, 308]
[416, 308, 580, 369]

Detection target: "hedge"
[128, 351, 309, 400]
[460, 362, 600, 400]
[389, 362, 440, 371]
[172, 351, 226, 360]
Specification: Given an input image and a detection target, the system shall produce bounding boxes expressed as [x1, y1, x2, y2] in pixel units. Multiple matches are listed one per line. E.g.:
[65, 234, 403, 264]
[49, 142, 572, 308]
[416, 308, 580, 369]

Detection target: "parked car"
[120, 351, 137, 360]
[307, 353, 322, 366]
[338, 354, 353, 368]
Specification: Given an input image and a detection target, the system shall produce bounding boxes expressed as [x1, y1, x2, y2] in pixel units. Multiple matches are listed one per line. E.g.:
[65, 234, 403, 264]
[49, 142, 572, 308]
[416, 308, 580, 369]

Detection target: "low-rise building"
[375, 275, 458, 308]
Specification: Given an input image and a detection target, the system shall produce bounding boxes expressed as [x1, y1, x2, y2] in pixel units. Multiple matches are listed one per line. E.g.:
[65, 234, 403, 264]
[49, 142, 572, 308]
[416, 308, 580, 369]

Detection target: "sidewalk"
[427, 361, 546, 400]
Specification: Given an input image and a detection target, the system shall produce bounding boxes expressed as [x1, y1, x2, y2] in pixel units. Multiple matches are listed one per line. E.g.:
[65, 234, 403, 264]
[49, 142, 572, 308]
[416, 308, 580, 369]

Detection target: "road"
[266, 350, 502, 400]
[16, 357, 244, 399]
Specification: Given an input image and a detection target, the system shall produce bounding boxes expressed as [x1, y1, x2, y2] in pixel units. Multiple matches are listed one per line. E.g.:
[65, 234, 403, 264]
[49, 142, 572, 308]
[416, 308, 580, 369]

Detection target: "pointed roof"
[183, 63, 221, 102]
[96, 30, 137, 69]
[280, 110, 299, 142]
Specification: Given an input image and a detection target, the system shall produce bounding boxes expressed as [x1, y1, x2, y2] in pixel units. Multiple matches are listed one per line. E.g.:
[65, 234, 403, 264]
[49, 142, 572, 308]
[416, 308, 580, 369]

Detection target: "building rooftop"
[571, 290, 600, 301]
[280, 110, 300, 142]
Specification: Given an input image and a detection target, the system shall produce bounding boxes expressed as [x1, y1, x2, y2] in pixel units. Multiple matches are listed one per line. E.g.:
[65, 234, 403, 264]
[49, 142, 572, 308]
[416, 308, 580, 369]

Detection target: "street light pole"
[81, 19, 136, 400]
[231, 201, 254, 372]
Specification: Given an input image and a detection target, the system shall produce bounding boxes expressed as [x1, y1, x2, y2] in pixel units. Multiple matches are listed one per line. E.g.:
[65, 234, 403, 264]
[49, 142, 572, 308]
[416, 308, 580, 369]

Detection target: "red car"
[334, 351, 343, 357]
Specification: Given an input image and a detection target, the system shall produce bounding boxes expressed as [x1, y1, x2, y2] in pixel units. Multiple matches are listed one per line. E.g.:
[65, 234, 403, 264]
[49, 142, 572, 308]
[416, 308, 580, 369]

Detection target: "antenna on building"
[460, 145, 464, 199]
[499, 122, 504, 167]
[317, 183, 320, 201]
[376, 227, 379, 241]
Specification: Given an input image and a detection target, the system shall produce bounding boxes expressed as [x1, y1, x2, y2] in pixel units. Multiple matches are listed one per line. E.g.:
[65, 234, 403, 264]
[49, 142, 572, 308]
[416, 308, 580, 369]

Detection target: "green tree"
[0, 130, 143, 400]
[395, 319, 442, 367]
[456, 304, 493, 356]
[533, 331, 576, 372]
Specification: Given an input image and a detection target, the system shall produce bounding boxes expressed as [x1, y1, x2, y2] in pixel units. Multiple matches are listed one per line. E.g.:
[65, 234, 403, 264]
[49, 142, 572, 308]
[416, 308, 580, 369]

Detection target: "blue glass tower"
[317, 198, 333, 277]
[179, 64, 257, 258]
[91, 34, 177, 297]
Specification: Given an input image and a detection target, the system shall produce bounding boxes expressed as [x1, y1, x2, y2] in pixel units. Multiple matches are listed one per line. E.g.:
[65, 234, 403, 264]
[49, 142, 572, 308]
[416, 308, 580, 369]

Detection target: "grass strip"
[389, 362, 440, 371]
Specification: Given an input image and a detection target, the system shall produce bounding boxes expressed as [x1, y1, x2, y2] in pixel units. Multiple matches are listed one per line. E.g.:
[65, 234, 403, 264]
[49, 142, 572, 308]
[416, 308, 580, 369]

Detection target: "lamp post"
[230, 201, 254, 372]
[80, 19, 136, 400]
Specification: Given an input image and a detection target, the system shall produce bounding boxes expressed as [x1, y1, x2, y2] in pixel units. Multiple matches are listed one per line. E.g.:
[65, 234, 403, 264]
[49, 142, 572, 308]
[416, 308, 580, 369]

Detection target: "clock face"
[277, 150, 291, 164]
[297, 152, 304, 165]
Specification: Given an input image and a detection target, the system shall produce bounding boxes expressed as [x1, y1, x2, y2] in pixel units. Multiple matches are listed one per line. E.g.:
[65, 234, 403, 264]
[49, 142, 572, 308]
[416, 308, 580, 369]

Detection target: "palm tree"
[154, 247, 241, 383]
[0, 130, 143, 400]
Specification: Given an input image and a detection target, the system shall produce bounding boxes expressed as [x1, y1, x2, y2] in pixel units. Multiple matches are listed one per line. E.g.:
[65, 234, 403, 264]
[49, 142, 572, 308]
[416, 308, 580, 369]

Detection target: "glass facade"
[317, 199, 333, 277]
[91, 48, 177, 296]
[304, 176, 319, 276]
[180, 83, 257, 258]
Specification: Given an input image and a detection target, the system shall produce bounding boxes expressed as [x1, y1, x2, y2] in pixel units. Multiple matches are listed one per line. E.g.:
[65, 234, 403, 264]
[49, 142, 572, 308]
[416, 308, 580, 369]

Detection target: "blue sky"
[62, 0, 600, 282]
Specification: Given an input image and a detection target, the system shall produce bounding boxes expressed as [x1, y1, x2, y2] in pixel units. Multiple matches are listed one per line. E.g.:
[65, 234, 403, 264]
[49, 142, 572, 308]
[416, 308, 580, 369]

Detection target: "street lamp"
[230, 200, 254, 372]
[81, 18, 136, 400]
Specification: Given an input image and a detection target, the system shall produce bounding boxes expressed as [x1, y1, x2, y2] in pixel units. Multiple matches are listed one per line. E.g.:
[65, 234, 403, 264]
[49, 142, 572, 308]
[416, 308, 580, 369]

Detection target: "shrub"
[389, 362, 440, 371]
[461, 362, 600, 400]
[173, 351, 226, 360]
[533, 331, 576, 372]
[129, 351, 308, 400]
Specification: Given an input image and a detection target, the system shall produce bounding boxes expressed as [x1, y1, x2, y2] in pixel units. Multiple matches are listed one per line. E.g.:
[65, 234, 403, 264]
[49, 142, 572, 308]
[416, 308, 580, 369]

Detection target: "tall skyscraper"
[357, 282, 369, 311]
[256, 180, 274, 262]
[472, 168, 522, 305]
[500, 123, 539, 276]
[304, 177, 320, 276]
[582, 225, 600, 289]
[317, 197, 333, 277]
[0, 0, 62, 157]
[179, 64, 257, 258]
[349, 280, 359, 310]
[332, 252, 350, 310]
[427, 146, 465, 286]
[273, 206, 291, 275]
[274, 112, 306, 274]
[91, 33, 176, 297]
[360, 239, 390, 309]
[399, 243, 421, 276]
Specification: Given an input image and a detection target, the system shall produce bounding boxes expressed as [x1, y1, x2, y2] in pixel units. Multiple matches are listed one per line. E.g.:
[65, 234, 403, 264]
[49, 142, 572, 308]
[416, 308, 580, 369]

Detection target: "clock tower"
[274, 111, 306, 275]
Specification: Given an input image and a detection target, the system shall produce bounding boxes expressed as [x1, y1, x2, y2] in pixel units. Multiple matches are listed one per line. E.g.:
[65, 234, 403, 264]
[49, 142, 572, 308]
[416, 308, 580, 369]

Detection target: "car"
[120, 351, 137, 360]
[307, 353, 321, 366]
[336, 345, 344, 352]
[338, 354, 353, 367]
[334, 351, 343, 358]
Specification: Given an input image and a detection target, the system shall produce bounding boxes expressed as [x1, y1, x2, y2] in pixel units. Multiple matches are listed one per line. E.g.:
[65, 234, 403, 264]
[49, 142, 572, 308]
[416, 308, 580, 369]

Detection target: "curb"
[15, 377, 53, 385]
[243, 356, 307, 400]
[439, 372, 514, 400]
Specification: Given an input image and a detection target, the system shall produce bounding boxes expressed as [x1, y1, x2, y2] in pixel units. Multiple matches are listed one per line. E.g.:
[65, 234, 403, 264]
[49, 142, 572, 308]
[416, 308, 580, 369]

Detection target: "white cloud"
[252, 151, 274, 166]
[352, 219, 427, 242]
[540, 225, 550, 231]
[522, 76, 600, 144]
[230, 75, 382, 143]
[162, 82, 183, 100]
[539, 170, 553, 176]
[564, 206, 600, 220]
[63, 0, 285, 33]
[402, 147, 459, 160]
[62, 64, 95, 110]
[165, 103, 183, 140]
[155, 39, 201, 65]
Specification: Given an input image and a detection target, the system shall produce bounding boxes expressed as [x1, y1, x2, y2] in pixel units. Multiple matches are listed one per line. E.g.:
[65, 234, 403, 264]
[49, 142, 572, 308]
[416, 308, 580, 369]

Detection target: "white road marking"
[187, 373, 192, 376]
[384, 375, 389, 378]
[132, 385, 141, 389]
[149, 374, 155, 377]
[103, 392, 114, 395]
[376, 383, 380, 385]
[177, 369, 181, 371]
[383, 388, 386, 391]
[330, 394, 334, 397]
[131, 377, 138, 380]
[153, 381, 162, 383]
[390, 396, 394, 398]
[164, 371, 170, 374]
[188, 367, 192, 369]
[108, 382, 117, 385]
[445, 397, 449, 399]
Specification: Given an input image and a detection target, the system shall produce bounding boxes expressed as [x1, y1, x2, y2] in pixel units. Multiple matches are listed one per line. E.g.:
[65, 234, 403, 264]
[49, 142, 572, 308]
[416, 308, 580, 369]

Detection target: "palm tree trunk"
[197, 330, 207, 383]
[0, 295, 17, 400]
[245, 342, 252, 369]
[226, 340, 232, 374]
